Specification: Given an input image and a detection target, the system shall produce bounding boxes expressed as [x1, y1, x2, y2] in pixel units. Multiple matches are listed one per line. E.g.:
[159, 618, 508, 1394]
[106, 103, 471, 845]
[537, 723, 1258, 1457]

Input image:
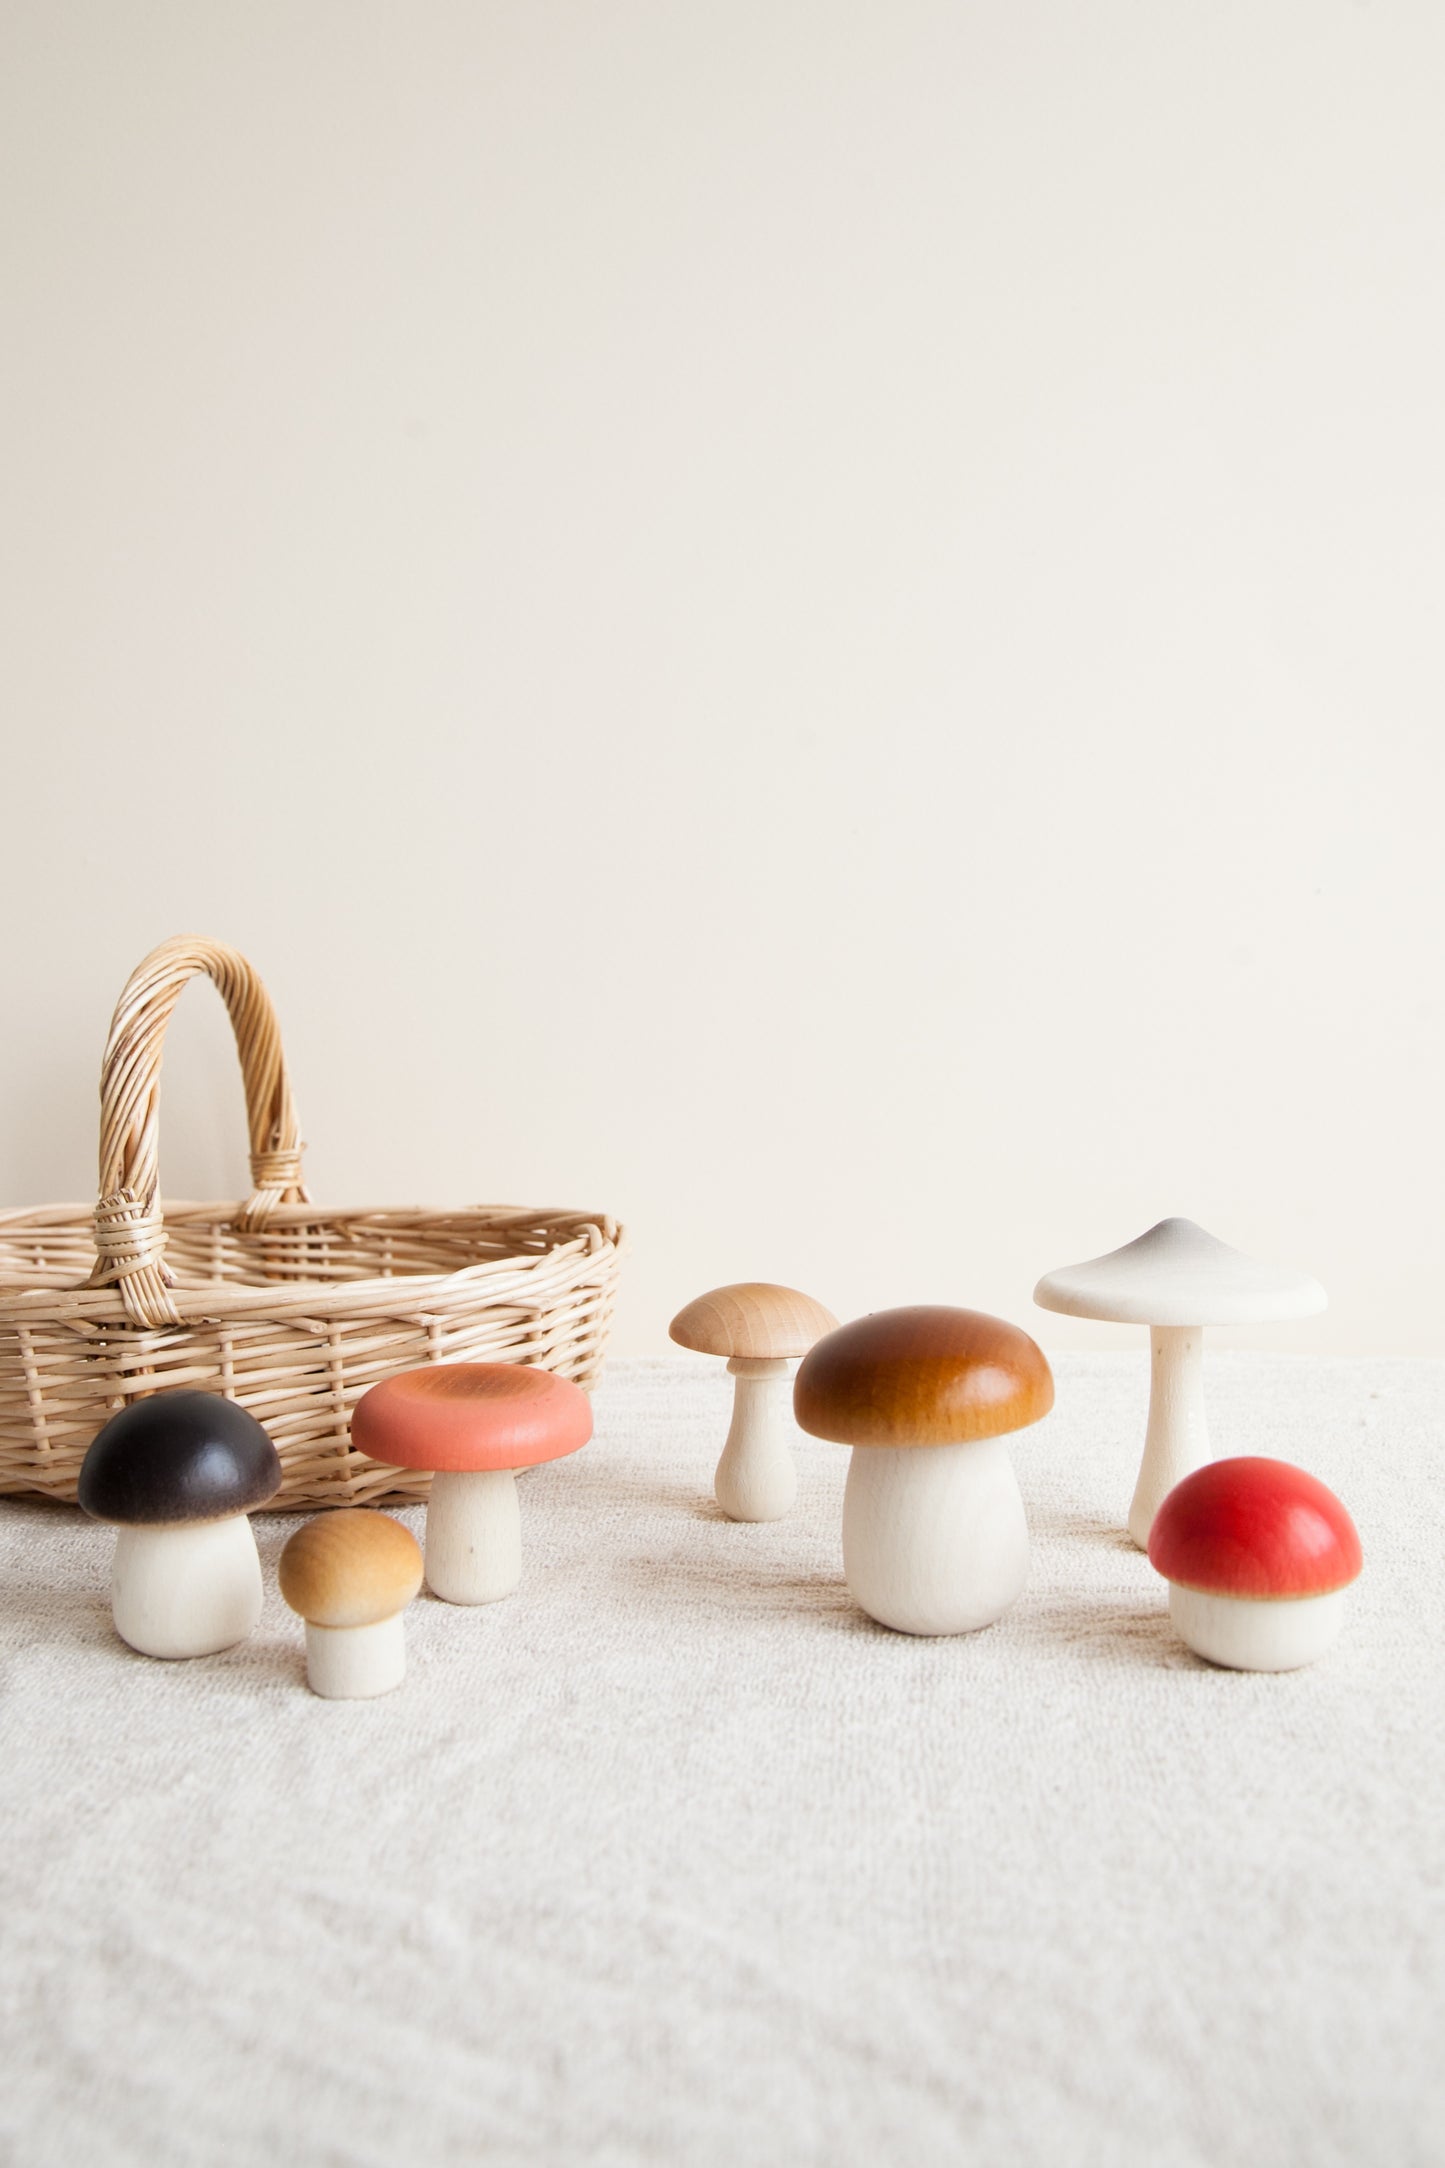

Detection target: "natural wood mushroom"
[279, 1510, 424, 1698]
[669, 1283, 839, 1522]
[794, 1306, 1053, 1635]
[77, 1391, 281, 1659]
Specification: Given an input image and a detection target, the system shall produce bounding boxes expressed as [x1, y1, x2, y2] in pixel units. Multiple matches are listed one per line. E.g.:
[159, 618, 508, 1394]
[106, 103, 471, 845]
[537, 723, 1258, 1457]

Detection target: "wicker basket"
[0, 936, 624, 1507]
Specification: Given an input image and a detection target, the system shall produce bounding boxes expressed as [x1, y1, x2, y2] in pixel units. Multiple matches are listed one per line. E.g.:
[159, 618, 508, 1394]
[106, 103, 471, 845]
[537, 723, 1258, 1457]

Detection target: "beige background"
[1, 0, 1441, 1355]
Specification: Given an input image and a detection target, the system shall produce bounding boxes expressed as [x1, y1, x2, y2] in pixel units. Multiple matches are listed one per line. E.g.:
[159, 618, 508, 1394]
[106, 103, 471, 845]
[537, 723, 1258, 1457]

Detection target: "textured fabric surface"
[1, 1353, 1442, 2167]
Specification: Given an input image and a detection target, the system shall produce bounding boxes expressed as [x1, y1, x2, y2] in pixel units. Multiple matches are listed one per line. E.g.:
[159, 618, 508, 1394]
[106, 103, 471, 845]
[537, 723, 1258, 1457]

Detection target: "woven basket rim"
[0, 1197, 621, 1233]
[0, 1197, 625, 1326]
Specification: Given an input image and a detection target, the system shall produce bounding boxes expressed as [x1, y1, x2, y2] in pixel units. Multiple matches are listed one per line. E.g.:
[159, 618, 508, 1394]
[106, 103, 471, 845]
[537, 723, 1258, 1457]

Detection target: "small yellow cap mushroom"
[279, 1510, 423, 1629]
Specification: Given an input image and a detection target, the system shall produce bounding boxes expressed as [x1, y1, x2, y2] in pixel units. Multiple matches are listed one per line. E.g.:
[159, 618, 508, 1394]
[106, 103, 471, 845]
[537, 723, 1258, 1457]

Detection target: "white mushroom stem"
[425, 1468, 521, 1604]
[1168, 1585, 1346, 1672]
[842, 1436, 1029, 1636]
[1129, 1326, 1210, 1550]
[304, 1614, 407, 1698]
[110, 1515, 263, 1659]
[715, 1356, 797, 1522]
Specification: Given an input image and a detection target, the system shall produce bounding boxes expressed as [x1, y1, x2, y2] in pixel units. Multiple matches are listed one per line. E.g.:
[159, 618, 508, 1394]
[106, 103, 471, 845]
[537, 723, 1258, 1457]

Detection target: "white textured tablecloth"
[2, 1354, 1442, 2167]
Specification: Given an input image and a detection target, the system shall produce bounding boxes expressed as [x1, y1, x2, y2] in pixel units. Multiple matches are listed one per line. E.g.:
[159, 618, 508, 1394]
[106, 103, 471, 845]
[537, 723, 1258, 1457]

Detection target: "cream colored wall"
[2, 1, 1441, 1356]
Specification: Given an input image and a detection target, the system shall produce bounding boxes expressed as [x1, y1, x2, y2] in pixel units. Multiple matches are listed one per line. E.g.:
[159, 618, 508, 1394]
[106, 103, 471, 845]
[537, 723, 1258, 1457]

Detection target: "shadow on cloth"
[573, 1465, 713, 1517]
[1029, 1592, 1198, 1669]
[617, 1552, 870, 1633]
[125, 1631, 312, 1697]
[0, 1580, 115, 1655]
[1027, 1499, 1138, 1553]
[0, 1585, 310, 1693]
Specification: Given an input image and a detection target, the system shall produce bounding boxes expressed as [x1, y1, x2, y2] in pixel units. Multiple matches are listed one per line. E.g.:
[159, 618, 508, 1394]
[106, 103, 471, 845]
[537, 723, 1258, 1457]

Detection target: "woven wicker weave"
[0, 937, 623, 1507]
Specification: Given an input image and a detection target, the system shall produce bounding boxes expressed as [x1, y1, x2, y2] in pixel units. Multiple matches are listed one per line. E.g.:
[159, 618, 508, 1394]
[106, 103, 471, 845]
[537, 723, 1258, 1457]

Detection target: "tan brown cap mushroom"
[669, 1283, 838, 1362]
[794, 1306, 1054, 1447]
[279, 1510, 423, 1629]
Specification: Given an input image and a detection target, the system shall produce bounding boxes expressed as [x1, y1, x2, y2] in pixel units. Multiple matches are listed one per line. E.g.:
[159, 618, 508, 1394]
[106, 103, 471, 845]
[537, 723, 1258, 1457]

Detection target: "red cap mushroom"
[351, 1365, 592, 1605]
[1148, 1457, 1362, 1671]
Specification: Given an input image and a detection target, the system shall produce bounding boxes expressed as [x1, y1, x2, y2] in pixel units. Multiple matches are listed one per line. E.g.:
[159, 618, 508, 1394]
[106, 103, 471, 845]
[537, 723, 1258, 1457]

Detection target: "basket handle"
[88, 935, 310, 1327]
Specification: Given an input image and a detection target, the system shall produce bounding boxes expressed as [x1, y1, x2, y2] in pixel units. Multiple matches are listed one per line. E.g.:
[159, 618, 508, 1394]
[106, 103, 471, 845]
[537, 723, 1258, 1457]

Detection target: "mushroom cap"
[278, 1510, 424, 1627]
[1033, 1217, 1327, 1327]
[350, 1363, 593, 1474]
[793, 1306, 1054, 1447]
[669, 1283, 839, 1361]
[1148, 1457, 1362, 1599]
[78, 1391, 282, 1525]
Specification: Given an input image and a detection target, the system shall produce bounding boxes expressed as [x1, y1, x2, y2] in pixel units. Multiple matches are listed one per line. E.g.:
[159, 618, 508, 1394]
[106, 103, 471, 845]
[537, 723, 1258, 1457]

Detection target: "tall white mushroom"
[1034, 1217, 1326, 1549]
[669, 1283, 839, 1522]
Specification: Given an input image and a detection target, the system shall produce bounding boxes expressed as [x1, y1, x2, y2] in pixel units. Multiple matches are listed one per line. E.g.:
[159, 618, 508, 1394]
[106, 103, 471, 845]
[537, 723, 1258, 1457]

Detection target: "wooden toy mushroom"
[279, 1510, 424, 1698]
[1034, 1218, 1326, 1549]
[350, 1364, 592, 1605]
[669, 1282, 839, 1521]
[793, 1306, 1053, 1635]
[77, 1391, 282, 1659]
[1148, 1457, 1362, 1671]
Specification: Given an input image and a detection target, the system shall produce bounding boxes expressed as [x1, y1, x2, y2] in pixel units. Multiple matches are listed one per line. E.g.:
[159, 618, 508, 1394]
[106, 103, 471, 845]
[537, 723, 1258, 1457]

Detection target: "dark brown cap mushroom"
[78, 1391, 280, 1660]
[78, 1391, 281, 1524]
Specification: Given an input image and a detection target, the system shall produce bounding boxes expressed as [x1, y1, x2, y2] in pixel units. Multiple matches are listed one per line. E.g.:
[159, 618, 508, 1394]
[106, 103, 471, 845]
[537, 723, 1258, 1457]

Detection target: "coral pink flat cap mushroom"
[352, 1363, 593, 1473]
[1148, 1457, 1361, 1600]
